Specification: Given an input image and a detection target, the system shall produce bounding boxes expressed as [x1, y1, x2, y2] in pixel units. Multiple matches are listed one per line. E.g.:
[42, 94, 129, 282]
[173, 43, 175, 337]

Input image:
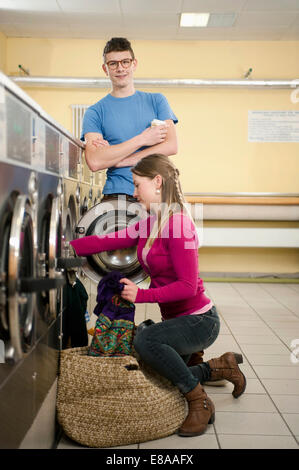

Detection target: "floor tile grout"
[204, 286, 289, 436]
[259, 283, 299, 320]
[230, 284, 295, 353]
[213, 283, 299, 443]
[211, 421, 221, 449]
[203, 288, 285, 444]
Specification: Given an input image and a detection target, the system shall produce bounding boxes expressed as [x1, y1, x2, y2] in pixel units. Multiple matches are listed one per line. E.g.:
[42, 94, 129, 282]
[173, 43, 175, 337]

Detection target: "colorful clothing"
[88, 271, 135, 357]
[93, 271, 135, 322]
[88, 313, 135, 357]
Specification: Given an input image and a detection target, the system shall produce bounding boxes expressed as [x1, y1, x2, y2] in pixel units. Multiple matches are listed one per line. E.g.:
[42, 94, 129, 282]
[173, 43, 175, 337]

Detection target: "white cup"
[151, 119, 166, 127]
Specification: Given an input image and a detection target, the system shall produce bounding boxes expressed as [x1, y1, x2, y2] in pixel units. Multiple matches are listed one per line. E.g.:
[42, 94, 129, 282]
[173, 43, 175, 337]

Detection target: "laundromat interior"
[0, 0, 299, 451]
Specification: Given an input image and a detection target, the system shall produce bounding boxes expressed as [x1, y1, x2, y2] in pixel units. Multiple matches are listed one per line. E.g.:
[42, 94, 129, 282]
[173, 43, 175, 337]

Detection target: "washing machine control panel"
[0, 87, 79, 179]
[45, 124, 60, 174]
[68, 141, 80, 179]
[5, 92, 32, 165]
[31, 116, 46, 172]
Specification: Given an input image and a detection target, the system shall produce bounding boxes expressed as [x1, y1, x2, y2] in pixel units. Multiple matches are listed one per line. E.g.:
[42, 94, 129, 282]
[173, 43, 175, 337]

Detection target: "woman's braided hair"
[131, 154, 192, 247]
[173, 168, 185, 207]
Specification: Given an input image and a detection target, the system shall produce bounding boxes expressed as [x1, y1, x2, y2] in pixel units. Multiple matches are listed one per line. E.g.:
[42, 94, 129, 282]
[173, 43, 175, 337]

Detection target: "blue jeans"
[133, 306, 220, 394]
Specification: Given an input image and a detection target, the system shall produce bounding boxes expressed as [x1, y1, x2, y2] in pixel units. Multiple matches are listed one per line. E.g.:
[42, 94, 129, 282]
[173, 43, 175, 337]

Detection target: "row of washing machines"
[0, 72, 105, 448]
[0, 71, 148, 449]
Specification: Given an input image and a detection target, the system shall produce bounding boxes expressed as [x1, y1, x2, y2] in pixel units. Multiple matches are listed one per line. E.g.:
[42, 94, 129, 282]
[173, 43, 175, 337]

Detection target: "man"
[81, 37, 178, 199]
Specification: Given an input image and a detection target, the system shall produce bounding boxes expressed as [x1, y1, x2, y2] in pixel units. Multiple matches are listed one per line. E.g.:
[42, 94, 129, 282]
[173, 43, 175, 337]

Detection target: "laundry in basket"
[88, 271, 136, 357]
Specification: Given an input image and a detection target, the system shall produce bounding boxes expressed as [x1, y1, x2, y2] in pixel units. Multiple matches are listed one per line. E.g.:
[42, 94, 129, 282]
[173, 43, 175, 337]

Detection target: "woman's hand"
[120, 278, 138, 303]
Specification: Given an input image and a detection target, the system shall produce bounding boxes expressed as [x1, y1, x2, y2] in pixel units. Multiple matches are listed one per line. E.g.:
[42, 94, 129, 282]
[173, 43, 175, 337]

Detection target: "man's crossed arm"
[84, 120, 178, 171]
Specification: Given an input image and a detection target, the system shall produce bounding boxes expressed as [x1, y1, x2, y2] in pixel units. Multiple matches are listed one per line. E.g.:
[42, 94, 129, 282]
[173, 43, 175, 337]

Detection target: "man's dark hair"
[103, 37, 135, 61]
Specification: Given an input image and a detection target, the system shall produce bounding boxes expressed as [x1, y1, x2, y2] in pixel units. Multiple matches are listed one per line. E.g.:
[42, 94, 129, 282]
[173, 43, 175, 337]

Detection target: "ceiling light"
[180, 13, 210, 28]
[208, 13, 236, 28]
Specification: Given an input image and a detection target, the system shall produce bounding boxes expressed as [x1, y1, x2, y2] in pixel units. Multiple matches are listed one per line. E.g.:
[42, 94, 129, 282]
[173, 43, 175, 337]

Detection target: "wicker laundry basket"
[56, 346, 186, 448]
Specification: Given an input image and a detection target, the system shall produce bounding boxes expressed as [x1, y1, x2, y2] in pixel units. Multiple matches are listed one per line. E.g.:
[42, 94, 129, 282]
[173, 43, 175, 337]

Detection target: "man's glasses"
[105, 58, 134, 70]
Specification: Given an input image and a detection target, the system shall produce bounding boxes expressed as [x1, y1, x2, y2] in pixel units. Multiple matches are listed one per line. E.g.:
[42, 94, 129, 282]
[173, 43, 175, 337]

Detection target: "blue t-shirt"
[81, 91, 178, 195]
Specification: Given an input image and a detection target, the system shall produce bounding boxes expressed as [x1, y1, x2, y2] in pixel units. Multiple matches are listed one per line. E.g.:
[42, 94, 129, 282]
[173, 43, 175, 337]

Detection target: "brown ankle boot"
[187, 350, 204, 367]
[208, 352, 246, 398]
[187, 351, 227, 386]
[178, 383, 215, 437]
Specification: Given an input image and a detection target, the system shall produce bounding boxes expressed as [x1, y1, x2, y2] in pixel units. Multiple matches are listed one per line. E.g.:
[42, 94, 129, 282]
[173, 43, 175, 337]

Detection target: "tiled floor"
[58, 282, 299, 450]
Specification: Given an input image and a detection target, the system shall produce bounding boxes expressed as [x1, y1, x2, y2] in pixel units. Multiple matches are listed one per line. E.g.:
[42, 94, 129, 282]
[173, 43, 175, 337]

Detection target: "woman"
[70, 154, 246, 437]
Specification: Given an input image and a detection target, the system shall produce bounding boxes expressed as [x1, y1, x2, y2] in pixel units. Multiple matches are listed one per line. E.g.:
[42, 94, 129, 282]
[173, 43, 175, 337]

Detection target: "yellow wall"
[198, 247, 299, 275]
[3, 37, 299, 274]
[0, 31, 7, 72]
[5, 38, 299, 193]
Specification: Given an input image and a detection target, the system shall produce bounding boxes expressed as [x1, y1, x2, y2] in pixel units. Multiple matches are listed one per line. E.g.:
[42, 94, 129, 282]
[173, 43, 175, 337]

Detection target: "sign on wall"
[248, 111, 299, 143]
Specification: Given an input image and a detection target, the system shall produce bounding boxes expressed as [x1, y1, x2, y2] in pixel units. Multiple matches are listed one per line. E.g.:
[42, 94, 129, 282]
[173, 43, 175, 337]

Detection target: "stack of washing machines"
[0, 71, 102, 448]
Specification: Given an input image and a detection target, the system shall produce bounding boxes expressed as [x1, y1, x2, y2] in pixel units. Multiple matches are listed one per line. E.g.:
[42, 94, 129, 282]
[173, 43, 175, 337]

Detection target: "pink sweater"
[70, 213, 211, 320]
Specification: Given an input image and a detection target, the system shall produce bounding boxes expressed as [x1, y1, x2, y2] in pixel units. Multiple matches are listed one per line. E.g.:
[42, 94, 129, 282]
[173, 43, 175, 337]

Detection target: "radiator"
[70, 104, 89, 139]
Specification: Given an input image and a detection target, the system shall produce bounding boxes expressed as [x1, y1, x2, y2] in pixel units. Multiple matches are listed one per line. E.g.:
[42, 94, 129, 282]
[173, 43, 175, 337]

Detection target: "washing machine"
[74, 149, 147, 286]
[74, 193, 150, 330]
[34, 108, 85, 337]
[33, 117, 64, 335]
[0, 72, 84, 448]
[75, 196, 149, 285]
[0, 73, 66, 448]
[36, 109, 86, 446]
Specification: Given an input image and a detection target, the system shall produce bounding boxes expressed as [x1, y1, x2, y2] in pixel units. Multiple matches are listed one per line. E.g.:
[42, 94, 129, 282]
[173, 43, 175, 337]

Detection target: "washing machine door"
[0, 193, 17, 351]
[64, 193, 78, 243]
[75, 198, 148, 284]
[7, 194, 36, 361]
[48, 196, 62, 317]
[38, 196, 63, 322]
[0, 194, 66, 363]
[38, 194, 85, 323]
